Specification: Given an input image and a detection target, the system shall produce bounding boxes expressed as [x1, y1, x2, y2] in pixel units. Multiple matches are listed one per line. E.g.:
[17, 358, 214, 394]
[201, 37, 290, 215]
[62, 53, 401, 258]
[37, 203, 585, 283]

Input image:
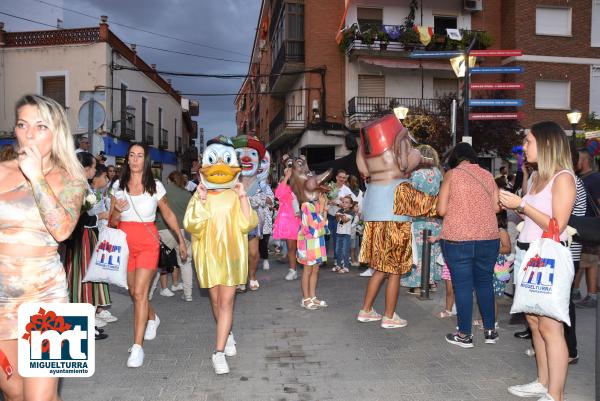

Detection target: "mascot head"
[256, 150, 271, 183]
[200, 135, 241, 190]
[232, 135, 266, 177]
[284, 155, 332, 204]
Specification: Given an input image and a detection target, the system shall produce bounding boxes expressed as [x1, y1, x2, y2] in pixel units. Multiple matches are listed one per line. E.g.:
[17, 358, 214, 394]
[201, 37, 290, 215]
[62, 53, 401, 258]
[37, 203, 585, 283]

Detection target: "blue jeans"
[335, 234, 351, 268]
[441, 239, 499, 334]
[327, 214, 338, 261]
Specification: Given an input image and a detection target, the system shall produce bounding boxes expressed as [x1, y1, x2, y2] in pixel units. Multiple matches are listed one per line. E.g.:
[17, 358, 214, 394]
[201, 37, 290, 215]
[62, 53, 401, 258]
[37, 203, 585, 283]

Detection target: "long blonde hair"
[529, 121, 573, 183]
[417, 144, 441, 170]
[15, 94, 85, 182]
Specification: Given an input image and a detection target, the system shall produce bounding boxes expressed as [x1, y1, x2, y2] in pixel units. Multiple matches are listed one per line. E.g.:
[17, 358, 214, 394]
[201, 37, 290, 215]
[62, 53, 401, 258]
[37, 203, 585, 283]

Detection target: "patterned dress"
[401, 168, 443, 287]
[297, 201, 327, 266]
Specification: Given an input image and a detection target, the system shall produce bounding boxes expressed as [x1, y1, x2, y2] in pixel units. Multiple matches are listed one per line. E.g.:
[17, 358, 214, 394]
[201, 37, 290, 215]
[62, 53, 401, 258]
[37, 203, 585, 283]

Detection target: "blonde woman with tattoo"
[0, 94, 87, 401]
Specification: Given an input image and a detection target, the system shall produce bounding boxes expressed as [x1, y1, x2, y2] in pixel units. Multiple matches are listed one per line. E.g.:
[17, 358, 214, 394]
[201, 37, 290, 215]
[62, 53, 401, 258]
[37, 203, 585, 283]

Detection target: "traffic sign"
[469, 82, 524, 90]
[469, 99, 524, 107]
[469, 112, 524, 120]
[470, 50, 523, 57]
[409, 50, 462, 59]
[471, 66, 524, 74]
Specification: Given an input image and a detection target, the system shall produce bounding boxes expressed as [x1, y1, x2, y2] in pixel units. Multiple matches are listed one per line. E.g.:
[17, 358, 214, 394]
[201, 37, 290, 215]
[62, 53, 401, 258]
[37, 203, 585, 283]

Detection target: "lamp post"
[393, 106, 409, 121]
[450, 36, 478, 142]
[566, 109, 582, 147]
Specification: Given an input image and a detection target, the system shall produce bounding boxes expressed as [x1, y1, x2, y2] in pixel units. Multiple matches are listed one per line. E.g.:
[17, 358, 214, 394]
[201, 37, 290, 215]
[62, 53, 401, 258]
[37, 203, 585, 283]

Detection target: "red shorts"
[118, 221, 160, 272]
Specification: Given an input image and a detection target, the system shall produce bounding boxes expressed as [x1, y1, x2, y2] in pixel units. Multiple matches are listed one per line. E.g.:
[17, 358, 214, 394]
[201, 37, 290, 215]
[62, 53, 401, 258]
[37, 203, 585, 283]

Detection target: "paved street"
[60, 258, 596, 401]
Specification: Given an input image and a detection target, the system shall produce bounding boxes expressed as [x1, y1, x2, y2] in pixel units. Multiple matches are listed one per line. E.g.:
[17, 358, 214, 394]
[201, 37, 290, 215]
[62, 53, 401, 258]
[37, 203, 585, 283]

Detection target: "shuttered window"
[358, 75, 385, 98]
[535, 80, 570, 110]
[593, 1, 600, 47]
[357, 7, 382, 30]
[536, 7, 571, 36]
[591, 66, 600, 114]
[42, 76, 66, 107]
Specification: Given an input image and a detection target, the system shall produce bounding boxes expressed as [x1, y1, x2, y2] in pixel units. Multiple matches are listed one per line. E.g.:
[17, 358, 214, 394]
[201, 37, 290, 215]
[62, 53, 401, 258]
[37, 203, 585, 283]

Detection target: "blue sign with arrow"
[409, 50, 463, 59]
[469, 99, 524, 107]
[471, 66, 524, 74]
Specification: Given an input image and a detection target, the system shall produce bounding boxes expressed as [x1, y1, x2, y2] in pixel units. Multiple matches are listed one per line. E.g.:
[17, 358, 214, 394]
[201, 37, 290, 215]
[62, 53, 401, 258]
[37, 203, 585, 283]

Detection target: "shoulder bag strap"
[126, 191, 162, 245]
[583, 185, 600, 217]
[454, 166, 492, 198]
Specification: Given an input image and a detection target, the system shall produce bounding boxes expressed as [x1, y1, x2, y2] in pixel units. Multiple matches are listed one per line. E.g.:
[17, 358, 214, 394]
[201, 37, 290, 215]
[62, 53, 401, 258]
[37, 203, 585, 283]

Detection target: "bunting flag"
[413, 25, 434, 46]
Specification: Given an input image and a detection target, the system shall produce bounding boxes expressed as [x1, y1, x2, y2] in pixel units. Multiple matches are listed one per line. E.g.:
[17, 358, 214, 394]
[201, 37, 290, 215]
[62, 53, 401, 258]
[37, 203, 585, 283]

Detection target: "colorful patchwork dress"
[296, 201, 327, 266]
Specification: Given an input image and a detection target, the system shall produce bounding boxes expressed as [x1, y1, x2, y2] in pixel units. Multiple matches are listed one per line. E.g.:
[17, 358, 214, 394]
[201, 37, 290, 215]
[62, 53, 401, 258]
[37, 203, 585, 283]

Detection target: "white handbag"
[83, 226, 129, 289]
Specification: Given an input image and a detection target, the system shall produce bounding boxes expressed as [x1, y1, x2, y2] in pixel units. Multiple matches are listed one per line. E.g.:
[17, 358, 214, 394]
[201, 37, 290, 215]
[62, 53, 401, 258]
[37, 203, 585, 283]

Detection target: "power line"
[95, 85, 321, 97]
[112, 64, 325, 79]
[0, 11, 248, 64]
[0, 10, 56, 28]
[32, 0, 251, 58]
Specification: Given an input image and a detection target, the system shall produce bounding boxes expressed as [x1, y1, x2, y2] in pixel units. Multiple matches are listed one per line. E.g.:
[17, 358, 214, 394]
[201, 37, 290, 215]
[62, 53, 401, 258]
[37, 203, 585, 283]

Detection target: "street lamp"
[393, 106, 409, 121]
[566, 109, 582, 146]
[450, 54, 477, 142]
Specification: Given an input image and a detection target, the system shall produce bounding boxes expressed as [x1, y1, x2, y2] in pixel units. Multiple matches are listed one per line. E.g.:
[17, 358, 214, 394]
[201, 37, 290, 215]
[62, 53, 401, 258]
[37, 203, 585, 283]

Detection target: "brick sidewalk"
[59, 259, 596, 401]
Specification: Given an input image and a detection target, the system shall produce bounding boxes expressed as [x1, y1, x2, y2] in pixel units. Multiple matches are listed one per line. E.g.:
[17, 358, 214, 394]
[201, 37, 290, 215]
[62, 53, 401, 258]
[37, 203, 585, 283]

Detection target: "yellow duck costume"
[184, 136, 258, 288]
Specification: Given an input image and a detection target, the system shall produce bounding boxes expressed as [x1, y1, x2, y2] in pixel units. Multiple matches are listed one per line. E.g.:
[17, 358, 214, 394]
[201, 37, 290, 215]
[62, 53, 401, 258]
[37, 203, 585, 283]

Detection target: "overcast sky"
[1, 0, 260, 142]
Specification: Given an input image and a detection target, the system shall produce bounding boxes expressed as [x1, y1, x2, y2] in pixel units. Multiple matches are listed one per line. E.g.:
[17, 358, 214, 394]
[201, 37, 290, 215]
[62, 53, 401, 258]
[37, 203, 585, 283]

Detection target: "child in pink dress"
[273, 166, 301, 280]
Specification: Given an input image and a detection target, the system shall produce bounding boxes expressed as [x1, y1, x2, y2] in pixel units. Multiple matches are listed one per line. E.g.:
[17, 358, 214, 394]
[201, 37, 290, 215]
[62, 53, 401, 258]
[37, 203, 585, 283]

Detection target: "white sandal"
[249, 280, 260, 291]
[311, 297, 328, 308]
[301, 298, 319, 310]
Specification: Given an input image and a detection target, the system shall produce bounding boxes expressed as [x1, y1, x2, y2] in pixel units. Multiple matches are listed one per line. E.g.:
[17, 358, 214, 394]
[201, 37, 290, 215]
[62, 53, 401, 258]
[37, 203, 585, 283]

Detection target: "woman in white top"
[109, 142, 187, 368]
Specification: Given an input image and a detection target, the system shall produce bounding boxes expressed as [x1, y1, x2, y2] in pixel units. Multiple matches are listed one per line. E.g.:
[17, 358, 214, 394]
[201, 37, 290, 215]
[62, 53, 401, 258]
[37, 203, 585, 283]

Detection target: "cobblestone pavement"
[59, 259, 596, 401]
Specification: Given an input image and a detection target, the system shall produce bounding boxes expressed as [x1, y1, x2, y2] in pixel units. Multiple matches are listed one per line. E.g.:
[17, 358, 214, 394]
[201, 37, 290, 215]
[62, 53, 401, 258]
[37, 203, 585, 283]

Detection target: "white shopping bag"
[83, 227, 129, 289]
[510, 219, 574, 325]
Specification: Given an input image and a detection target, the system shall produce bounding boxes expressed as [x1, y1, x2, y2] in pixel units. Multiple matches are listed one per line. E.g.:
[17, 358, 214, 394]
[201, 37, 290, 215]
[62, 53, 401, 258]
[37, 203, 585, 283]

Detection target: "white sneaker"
[536, 394, 557, 401]
[144, 314, 160, 340]
[95, 317, 107, 328]
[181, 293, 193, 302]
[212, 351, 229, 374]
[96, 309, 117, 323]
[507, 380, 548, 398]
[285, 269, 298, 281]
[225, 333, 237, 357]
[170, 283, 183, 292]
[351, 261, 360, 267]
[262, 260, 270, 270]
[127, 344, 144, 368]
[160, 288, 175, 297]
[360, 268, 374, 277]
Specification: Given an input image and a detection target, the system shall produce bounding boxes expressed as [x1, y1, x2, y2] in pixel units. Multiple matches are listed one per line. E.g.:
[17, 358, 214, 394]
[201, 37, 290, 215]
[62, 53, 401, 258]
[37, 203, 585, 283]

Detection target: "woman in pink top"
[273, 162, 301, 280]
[437, 142, 501, 348]
[500, 122, 575, 401]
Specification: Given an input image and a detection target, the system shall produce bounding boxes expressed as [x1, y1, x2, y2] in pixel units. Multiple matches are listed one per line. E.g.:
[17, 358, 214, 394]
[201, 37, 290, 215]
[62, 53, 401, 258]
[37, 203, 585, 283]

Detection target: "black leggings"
[564, 261, 579, 358]
[259, 234, 270, 260]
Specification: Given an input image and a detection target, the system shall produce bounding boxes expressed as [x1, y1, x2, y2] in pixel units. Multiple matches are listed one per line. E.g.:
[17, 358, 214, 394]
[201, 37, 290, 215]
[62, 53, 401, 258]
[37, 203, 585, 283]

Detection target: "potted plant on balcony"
[360, 27, 377, 48]
[377, 29, 390, 51]
[400, 28, 420, 51]
[338, 23, 359, 53]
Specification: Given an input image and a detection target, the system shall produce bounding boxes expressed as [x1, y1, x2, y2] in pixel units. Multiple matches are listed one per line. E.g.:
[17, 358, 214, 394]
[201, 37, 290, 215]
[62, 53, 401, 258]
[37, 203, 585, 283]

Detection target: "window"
[535, 80, 570, 110]
[536, 7, 571, 36]
[358, 75, 385, 98]
[41, 76, 66, 107]
[593, 1, 600, 47]
[591, 66, 600, 115]
[433, 16, 457, 36]
[141, 97, 147, 143]
[433, 78, 458, 98]
[357, 7, 382, 31]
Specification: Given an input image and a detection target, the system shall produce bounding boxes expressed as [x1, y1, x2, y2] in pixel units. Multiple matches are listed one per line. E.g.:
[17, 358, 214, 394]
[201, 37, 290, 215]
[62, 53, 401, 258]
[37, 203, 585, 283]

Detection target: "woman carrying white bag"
[500, 121, 576, 401]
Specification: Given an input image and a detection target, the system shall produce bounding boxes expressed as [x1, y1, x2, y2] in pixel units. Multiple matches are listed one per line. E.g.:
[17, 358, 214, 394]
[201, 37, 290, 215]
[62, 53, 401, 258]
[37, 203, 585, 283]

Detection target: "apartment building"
[0, 18, 199, 179]
[235, 0, 348, 169]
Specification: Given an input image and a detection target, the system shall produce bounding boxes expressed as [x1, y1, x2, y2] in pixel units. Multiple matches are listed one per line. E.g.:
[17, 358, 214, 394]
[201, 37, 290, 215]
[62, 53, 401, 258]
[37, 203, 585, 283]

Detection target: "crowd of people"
[0, 94, 598, 401]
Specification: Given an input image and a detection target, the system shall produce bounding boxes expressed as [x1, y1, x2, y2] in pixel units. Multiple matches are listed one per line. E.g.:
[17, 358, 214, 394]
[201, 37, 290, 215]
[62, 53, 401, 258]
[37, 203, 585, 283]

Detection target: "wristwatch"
[516, 199, 526, 214]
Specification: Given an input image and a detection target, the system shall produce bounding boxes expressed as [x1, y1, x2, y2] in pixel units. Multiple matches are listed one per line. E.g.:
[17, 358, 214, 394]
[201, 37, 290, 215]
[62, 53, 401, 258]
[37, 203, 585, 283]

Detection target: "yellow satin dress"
[184, 189, 258, 288]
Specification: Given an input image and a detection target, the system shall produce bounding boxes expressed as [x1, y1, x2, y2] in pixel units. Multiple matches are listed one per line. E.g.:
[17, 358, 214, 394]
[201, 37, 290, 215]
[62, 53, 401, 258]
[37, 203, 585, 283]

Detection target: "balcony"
[269, 104, 306, 146]
[160, 128, 168, 149]
[269, 40, 305, 94]
[347, 96, 443, 126]
[144, 121, 154, 145]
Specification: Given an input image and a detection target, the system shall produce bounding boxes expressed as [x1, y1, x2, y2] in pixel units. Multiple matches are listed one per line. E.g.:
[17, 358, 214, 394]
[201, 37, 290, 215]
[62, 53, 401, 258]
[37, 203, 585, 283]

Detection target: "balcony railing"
[270, 40, 305, 89]
[269, 104, 306, 142]
[145, 121, 154, 145]
[347, 97, 443, 123]
[160, 128, 168, 149]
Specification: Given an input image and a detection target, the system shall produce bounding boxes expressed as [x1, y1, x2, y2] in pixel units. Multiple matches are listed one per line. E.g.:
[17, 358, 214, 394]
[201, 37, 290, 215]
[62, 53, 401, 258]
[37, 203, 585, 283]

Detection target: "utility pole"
[463, 35, 478, 141]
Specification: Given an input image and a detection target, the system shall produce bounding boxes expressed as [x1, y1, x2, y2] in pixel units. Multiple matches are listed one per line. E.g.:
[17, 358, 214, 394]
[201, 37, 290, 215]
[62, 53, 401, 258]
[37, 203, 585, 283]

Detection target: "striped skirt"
[64, 227, 111, 306]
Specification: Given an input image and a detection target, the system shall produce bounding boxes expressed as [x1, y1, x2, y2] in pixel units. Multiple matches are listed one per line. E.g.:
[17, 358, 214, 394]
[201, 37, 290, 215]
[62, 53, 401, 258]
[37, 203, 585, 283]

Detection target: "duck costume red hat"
[231, 135, 266, 160]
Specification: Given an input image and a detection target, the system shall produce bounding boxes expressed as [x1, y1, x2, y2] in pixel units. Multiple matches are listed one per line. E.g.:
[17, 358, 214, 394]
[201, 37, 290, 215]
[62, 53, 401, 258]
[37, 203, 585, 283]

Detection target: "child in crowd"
[438, 255, 456, 318]
[334, 196, 355, 273]
[350, 201, 361, 267]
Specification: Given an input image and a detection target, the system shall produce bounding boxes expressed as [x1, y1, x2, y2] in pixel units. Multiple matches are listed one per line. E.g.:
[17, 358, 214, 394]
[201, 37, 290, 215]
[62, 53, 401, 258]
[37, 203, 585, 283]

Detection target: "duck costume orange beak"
[200, 135, 241, 190]
[201, 163, 241, 185]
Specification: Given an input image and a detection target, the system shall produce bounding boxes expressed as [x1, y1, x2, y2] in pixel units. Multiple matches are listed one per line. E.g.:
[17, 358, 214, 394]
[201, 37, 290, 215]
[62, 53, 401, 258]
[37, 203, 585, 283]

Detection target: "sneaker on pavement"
[144, 314, 160, 340]
[525, 347, 536, 357]
[160, 288, 175, 297]
[507, 380, 548, 398]
[381, 313, 407, 329]
[536, 394, 557, 401]
[95, 328, 108, 340]
[445, 332, 474, 348]
[181, 293, 193, 302]
[95, 317, 107, 328]
[338, 267, 350, 274]
[357, 308, 382, 322]
[359, 268, 373, 277]
[484, 329, 499, 344]
[96, 309, 117, 323]
[127, 344, 144, 368]
[225, 333, 237, 357]
[170, 283, 183, 292]
[212, 351, 229, 375]
[262, 259, 270, 270]
[351, 261, 360, 267]
[575, 295, 597, 308]
[285, 269, 298, 281]
[249, 279, 260, 291]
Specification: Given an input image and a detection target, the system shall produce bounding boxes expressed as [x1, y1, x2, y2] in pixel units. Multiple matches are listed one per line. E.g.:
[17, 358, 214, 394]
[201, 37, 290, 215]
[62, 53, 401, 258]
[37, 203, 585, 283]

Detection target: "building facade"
[0, 18, 198, 180]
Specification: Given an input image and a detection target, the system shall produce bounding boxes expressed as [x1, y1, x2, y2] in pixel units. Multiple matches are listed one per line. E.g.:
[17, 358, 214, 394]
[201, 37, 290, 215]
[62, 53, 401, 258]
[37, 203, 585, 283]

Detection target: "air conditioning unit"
[258, 39, 266, 51]
[464, 0, 482, 11]
[260, 83, 267, 93]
